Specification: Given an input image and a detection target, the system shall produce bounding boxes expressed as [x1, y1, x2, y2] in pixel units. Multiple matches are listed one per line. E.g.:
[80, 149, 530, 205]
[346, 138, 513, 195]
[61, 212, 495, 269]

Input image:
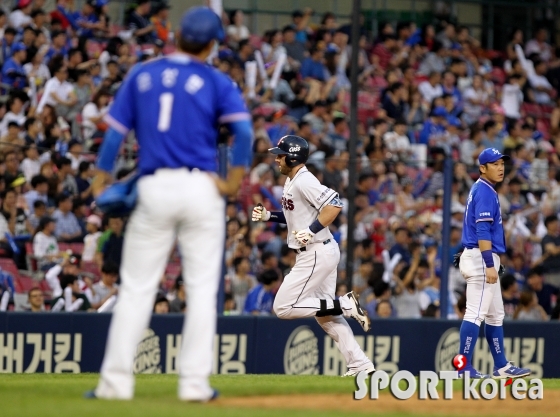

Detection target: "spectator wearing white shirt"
[32, 216, 61, 270]
[23, 46, 51, 89]
[383, 119, 412, 160]
[91, 261, 119, 310]
[462, 74, 489, 125]
[65, 140, 85, 172]
[525, 28, 552, 62]
[418, 71, 443, 108]
[21, 144, 41, 183]
[0, 95, 26, 138]
[501, 74, 524, 119]
[226, 10, 250, 49]
[82, 215, 102, 262]
[81, 88, 111, 145]
[8, 0, 33, 29]
[36, 63, 77, 116]
[515, 44, 554, 104]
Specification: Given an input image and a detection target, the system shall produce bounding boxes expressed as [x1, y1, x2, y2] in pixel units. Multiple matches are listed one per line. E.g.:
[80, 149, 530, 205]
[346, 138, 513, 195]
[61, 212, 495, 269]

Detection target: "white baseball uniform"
[271, 167, 373, 372]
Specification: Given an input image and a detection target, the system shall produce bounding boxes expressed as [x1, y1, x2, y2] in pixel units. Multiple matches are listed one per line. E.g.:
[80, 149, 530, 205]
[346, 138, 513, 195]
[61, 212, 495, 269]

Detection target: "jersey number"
[157, 92, 174, 132]
[281, 197, 294, 211]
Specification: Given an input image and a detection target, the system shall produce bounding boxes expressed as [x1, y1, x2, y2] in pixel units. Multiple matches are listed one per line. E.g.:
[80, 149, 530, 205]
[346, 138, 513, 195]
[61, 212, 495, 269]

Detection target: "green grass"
[0, 374, 558, 417]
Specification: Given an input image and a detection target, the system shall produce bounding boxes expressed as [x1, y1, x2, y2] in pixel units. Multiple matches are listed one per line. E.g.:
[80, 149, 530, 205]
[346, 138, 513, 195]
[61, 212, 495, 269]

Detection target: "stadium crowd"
[0, 1, 558, 320]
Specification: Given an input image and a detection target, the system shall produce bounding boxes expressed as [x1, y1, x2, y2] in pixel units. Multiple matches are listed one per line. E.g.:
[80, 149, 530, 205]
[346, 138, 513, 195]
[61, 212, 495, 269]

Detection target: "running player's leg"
[96, 176, 177, 399]
[273, 243, 341, 319]
[176, 171, 225, 401]
[314, 267, 373, 371]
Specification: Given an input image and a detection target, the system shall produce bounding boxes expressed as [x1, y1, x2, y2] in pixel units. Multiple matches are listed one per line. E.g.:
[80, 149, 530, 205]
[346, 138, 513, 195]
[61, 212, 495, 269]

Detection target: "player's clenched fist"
[293, 228, 314, 246]
[252, 205, 271, 222]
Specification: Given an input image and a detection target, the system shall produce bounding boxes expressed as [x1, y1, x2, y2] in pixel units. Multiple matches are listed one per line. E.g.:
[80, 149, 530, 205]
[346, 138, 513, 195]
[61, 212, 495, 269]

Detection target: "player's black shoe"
[344, 291, 371, 332]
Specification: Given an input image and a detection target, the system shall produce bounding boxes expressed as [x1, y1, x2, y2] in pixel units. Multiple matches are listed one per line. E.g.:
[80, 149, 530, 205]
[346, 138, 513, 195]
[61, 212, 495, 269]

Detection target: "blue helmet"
[180, 6, 224, 45]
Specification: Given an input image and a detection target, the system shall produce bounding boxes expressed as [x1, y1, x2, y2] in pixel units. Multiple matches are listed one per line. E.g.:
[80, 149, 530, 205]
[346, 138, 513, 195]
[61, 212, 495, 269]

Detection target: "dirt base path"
[218, 392, 559, 416]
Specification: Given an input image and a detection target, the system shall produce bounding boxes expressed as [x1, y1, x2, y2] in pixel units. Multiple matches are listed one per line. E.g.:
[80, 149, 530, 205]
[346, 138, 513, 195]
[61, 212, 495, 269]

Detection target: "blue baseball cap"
[12, 42, 26, 53]
[431, 106, 447, 117]
[180, 6, 224, 45]
[478, 148, 510, 165]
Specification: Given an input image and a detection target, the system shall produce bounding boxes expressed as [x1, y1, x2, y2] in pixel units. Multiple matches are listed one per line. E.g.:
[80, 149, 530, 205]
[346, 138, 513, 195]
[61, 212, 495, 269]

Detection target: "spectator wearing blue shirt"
[441, 71, 463, 112]
[43, 30, 69, 63]
[52, 193, 83, 243]
[243, 269, 279, 315]
[481, 120, 504, 152]
[291, 9, 313, 44]
[1, 27, 18, 66]
[300, 46, 327, 81]
[418, 106, 447, 145]
[2, 42, 28, 89]
[389, 227, 412, 265]
[76, 0, 100, 39]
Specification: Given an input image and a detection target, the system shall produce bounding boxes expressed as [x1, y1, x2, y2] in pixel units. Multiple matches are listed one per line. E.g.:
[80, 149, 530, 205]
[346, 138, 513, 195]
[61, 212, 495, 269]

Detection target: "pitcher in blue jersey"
[90, 6, 253, 401]
[458, 148, 531, 379]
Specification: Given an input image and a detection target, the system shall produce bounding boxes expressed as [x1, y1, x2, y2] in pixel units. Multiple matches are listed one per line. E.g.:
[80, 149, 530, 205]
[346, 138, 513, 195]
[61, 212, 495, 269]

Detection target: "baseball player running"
[252, 135, 375, 376]
[90, 7, 252, 401]
[457, 148, 531, 379]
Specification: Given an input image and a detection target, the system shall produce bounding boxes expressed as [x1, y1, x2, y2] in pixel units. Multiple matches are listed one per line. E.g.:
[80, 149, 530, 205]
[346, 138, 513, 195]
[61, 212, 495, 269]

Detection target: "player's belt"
[293, 239, 331, 254]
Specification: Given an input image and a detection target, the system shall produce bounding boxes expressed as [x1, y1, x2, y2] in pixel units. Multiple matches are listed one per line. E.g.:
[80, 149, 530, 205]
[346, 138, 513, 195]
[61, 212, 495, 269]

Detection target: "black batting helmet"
[268, 135, 309, 168]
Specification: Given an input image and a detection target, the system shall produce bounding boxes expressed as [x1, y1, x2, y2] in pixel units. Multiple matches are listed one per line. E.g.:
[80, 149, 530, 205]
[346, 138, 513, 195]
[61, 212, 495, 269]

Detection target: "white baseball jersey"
[281, 166, 337, 248]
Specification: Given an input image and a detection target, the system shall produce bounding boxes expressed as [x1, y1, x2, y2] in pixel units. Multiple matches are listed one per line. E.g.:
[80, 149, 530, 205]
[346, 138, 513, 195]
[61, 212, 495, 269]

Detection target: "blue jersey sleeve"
[104, 65, 142, 135]
[215, 75, 250, 125]
[473, 188, 495, 224]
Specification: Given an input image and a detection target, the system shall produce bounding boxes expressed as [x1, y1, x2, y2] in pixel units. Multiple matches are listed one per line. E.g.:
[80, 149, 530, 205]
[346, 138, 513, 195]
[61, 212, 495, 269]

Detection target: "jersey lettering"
[281, 197, 295, 211]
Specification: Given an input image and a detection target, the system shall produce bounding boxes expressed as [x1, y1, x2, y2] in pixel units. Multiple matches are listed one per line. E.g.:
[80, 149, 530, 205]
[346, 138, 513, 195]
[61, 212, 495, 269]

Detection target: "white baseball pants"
[459, 248, 504, 326]
[95, 168, 225, 401]
[273, 241, 373, 371]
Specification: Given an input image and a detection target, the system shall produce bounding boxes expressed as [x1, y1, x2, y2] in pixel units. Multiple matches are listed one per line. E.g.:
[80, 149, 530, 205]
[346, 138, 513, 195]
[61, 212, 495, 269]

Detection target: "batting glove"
[252, 205, 271, 222]
[293, 228, 314, 246]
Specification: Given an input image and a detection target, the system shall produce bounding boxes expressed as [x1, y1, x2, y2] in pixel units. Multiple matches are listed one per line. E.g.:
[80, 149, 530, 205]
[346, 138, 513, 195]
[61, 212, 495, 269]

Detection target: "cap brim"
[269, 147, 289, 155]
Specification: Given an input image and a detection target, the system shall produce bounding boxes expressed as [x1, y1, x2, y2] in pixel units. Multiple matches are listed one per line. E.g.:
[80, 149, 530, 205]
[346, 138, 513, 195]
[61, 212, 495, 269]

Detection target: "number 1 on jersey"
[158, 92, 174, 132]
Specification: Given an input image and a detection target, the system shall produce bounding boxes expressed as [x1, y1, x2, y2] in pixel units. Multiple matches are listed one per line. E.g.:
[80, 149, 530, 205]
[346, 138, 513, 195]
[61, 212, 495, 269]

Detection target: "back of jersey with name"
[107, 55, 248, 175]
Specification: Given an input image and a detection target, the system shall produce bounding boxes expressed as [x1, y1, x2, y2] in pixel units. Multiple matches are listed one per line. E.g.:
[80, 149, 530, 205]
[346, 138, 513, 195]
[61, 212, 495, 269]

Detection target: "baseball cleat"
[458, 367, 491, 379]
[342, 364, 376, 377]
[344, 291, 371, 332]
[492, 362, 531, 379]
[182, 389, 219, 402]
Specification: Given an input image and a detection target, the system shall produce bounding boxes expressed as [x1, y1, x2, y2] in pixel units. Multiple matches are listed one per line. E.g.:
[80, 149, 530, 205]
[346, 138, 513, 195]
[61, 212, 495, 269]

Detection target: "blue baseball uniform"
[457, 148, 531, 379]
[94, 7, 253, 402]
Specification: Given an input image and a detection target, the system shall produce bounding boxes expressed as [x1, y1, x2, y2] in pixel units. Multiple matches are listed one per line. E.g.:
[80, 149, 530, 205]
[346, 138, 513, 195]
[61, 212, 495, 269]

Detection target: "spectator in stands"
[418, 41, 446, 75]
[525, 28, 552, 62]
[393, 255, 423, 318]
[514, 289, 549, 321]
[168, 275, 186, 313]
[37, 63, 76, 117]
[66, 140, 85, 172]
[540, 215, 560, 286]
[302, 100, 328, 132]
[153, 295, 170, 313]
[372, 33, 399, 71]
[21, 145, 41, 183]
[44, 30, 69, 62]
[26, 287, 45, 312]
[2, 188, 32, 237]
[9, 0, 33, 29]
[0, 27, 17, 67]
[525, 267, 560, 315]
[243, 268, 279, 315]
[97, 214, 124, 269]
[2, 150, 23, 187]
[56, 157, 78, 196]
[127, 0, 155, 44]
[24, 174, 49, 215]
[1, 42, 28, 90]
[226, 9, 249, 49]
[290, 8, 313, 44]
[501, 274, 520, 320]
[0, 95, 26, 137]
[51, 273, 92, 311]
[75, 0, 102, 39]
[230, 256, 257, 314]
[28, 200, 46, 232]
[300, 46, 327, 81]
[82, 214, 101, 262]
[81, 87, 111, 145]
[418, 72, 443, 108]
[365, 280, 395, 318]
[0, 123, 25, 157]
[0, 10, 6, 40]
[481, 120, 503, 152]
[52, 193, 82, 243]
[32, 216, 61, 270]
[91, 261, 119, 310]
[283, 25, 306, 72]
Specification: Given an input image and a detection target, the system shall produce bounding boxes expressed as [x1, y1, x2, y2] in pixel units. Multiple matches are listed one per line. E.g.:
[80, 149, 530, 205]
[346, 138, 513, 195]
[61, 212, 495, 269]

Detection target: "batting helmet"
[269, 135, 309, 168]
[180, 7, 225, 45]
